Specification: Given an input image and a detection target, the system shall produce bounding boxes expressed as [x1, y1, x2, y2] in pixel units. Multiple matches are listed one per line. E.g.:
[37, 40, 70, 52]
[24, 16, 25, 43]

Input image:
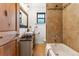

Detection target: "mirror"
[19, 6, 28, 28]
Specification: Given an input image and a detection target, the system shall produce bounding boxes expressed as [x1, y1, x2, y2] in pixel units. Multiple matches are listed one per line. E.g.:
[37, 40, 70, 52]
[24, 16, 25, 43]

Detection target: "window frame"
[37, 12, 45, 24]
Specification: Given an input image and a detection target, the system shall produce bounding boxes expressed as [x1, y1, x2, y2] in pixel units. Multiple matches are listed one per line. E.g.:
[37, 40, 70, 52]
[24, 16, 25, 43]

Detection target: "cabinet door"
[10, 40, 17, 56]
[3, 42, 12, 56]
[0, 46, 4, 56]
[2, 40, 17, 56]
[0, 43, 12, 56]
[0, 4, 16, 31]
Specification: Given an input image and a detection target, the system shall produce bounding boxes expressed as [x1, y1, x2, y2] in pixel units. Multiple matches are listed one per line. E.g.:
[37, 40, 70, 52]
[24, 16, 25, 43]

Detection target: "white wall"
[20, 3, 29, 14]
[28, 3, 46, 44]
[20, 3, 46, 44]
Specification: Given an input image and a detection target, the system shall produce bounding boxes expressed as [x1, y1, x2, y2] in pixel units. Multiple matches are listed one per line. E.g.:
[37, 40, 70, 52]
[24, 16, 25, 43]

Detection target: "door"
[2, 40, 17, 56]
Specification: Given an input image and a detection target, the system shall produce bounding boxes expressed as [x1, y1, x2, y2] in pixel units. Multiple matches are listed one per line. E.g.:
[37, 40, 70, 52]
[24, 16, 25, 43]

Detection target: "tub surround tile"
[63, 4, 79, 52]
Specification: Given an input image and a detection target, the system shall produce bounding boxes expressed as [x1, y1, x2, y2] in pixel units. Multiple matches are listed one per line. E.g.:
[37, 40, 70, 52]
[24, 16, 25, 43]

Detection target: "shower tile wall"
[46, 3, 79, 53]
[63, 3, 79, 52]
[46, 3, 63, 43]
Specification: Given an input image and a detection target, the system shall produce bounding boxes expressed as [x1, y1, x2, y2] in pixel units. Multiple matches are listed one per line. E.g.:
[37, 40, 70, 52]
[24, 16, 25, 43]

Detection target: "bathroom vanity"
[0, 32, 19, 56]
[19, 31, 35, 56]
[0, 30, 35, 56]
[18, 4, 35, 56]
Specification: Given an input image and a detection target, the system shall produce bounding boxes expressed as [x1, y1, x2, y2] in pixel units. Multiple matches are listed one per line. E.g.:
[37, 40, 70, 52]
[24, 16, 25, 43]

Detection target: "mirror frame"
[19, 5, 28, 28]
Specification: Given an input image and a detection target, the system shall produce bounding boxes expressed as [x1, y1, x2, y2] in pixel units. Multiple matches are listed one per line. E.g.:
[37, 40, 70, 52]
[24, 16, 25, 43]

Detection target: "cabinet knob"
[4, 10, 7, 16]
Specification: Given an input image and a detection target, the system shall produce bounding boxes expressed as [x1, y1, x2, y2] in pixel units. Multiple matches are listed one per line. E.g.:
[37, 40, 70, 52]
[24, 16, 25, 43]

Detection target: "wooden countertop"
[0, 31, 17, 46]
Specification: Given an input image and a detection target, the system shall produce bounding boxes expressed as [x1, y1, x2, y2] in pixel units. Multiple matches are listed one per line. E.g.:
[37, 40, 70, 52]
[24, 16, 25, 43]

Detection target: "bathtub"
[46, 43, 79, 56]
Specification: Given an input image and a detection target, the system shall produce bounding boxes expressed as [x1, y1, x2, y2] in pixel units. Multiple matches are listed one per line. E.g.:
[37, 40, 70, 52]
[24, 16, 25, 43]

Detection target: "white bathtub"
[46, 43, 79, 56]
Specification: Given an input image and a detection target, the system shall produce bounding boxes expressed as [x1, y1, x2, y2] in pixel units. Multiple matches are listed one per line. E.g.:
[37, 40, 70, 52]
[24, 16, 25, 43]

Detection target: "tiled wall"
[46, 3, 79, 52]
[63, 4, 79, 52]
[46, 4, 63, 43]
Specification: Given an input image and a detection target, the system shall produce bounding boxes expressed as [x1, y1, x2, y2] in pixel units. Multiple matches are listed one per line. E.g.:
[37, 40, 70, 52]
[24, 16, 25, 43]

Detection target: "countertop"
[0, 31, 18, 46]
[0, 30, 34, 46]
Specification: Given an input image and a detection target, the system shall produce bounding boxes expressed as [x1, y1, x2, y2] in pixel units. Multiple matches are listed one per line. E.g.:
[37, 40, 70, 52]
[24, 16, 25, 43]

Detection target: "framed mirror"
[19, 6, 28, 28]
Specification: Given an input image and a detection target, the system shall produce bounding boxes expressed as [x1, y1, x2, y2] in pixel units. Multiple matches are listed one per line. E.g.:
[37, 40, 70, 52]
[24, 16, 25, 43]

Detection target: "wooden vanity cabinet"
[0, 46, 4, 56]
[0, 39, 17, 56]
[0, 3, 19, 31]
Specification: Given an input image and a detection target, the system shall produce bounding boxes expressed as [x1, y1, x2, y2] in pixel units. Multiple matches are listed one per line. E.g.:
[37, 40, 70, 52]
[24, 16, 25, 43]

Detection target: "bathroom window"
[37, 12, 45, 24]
